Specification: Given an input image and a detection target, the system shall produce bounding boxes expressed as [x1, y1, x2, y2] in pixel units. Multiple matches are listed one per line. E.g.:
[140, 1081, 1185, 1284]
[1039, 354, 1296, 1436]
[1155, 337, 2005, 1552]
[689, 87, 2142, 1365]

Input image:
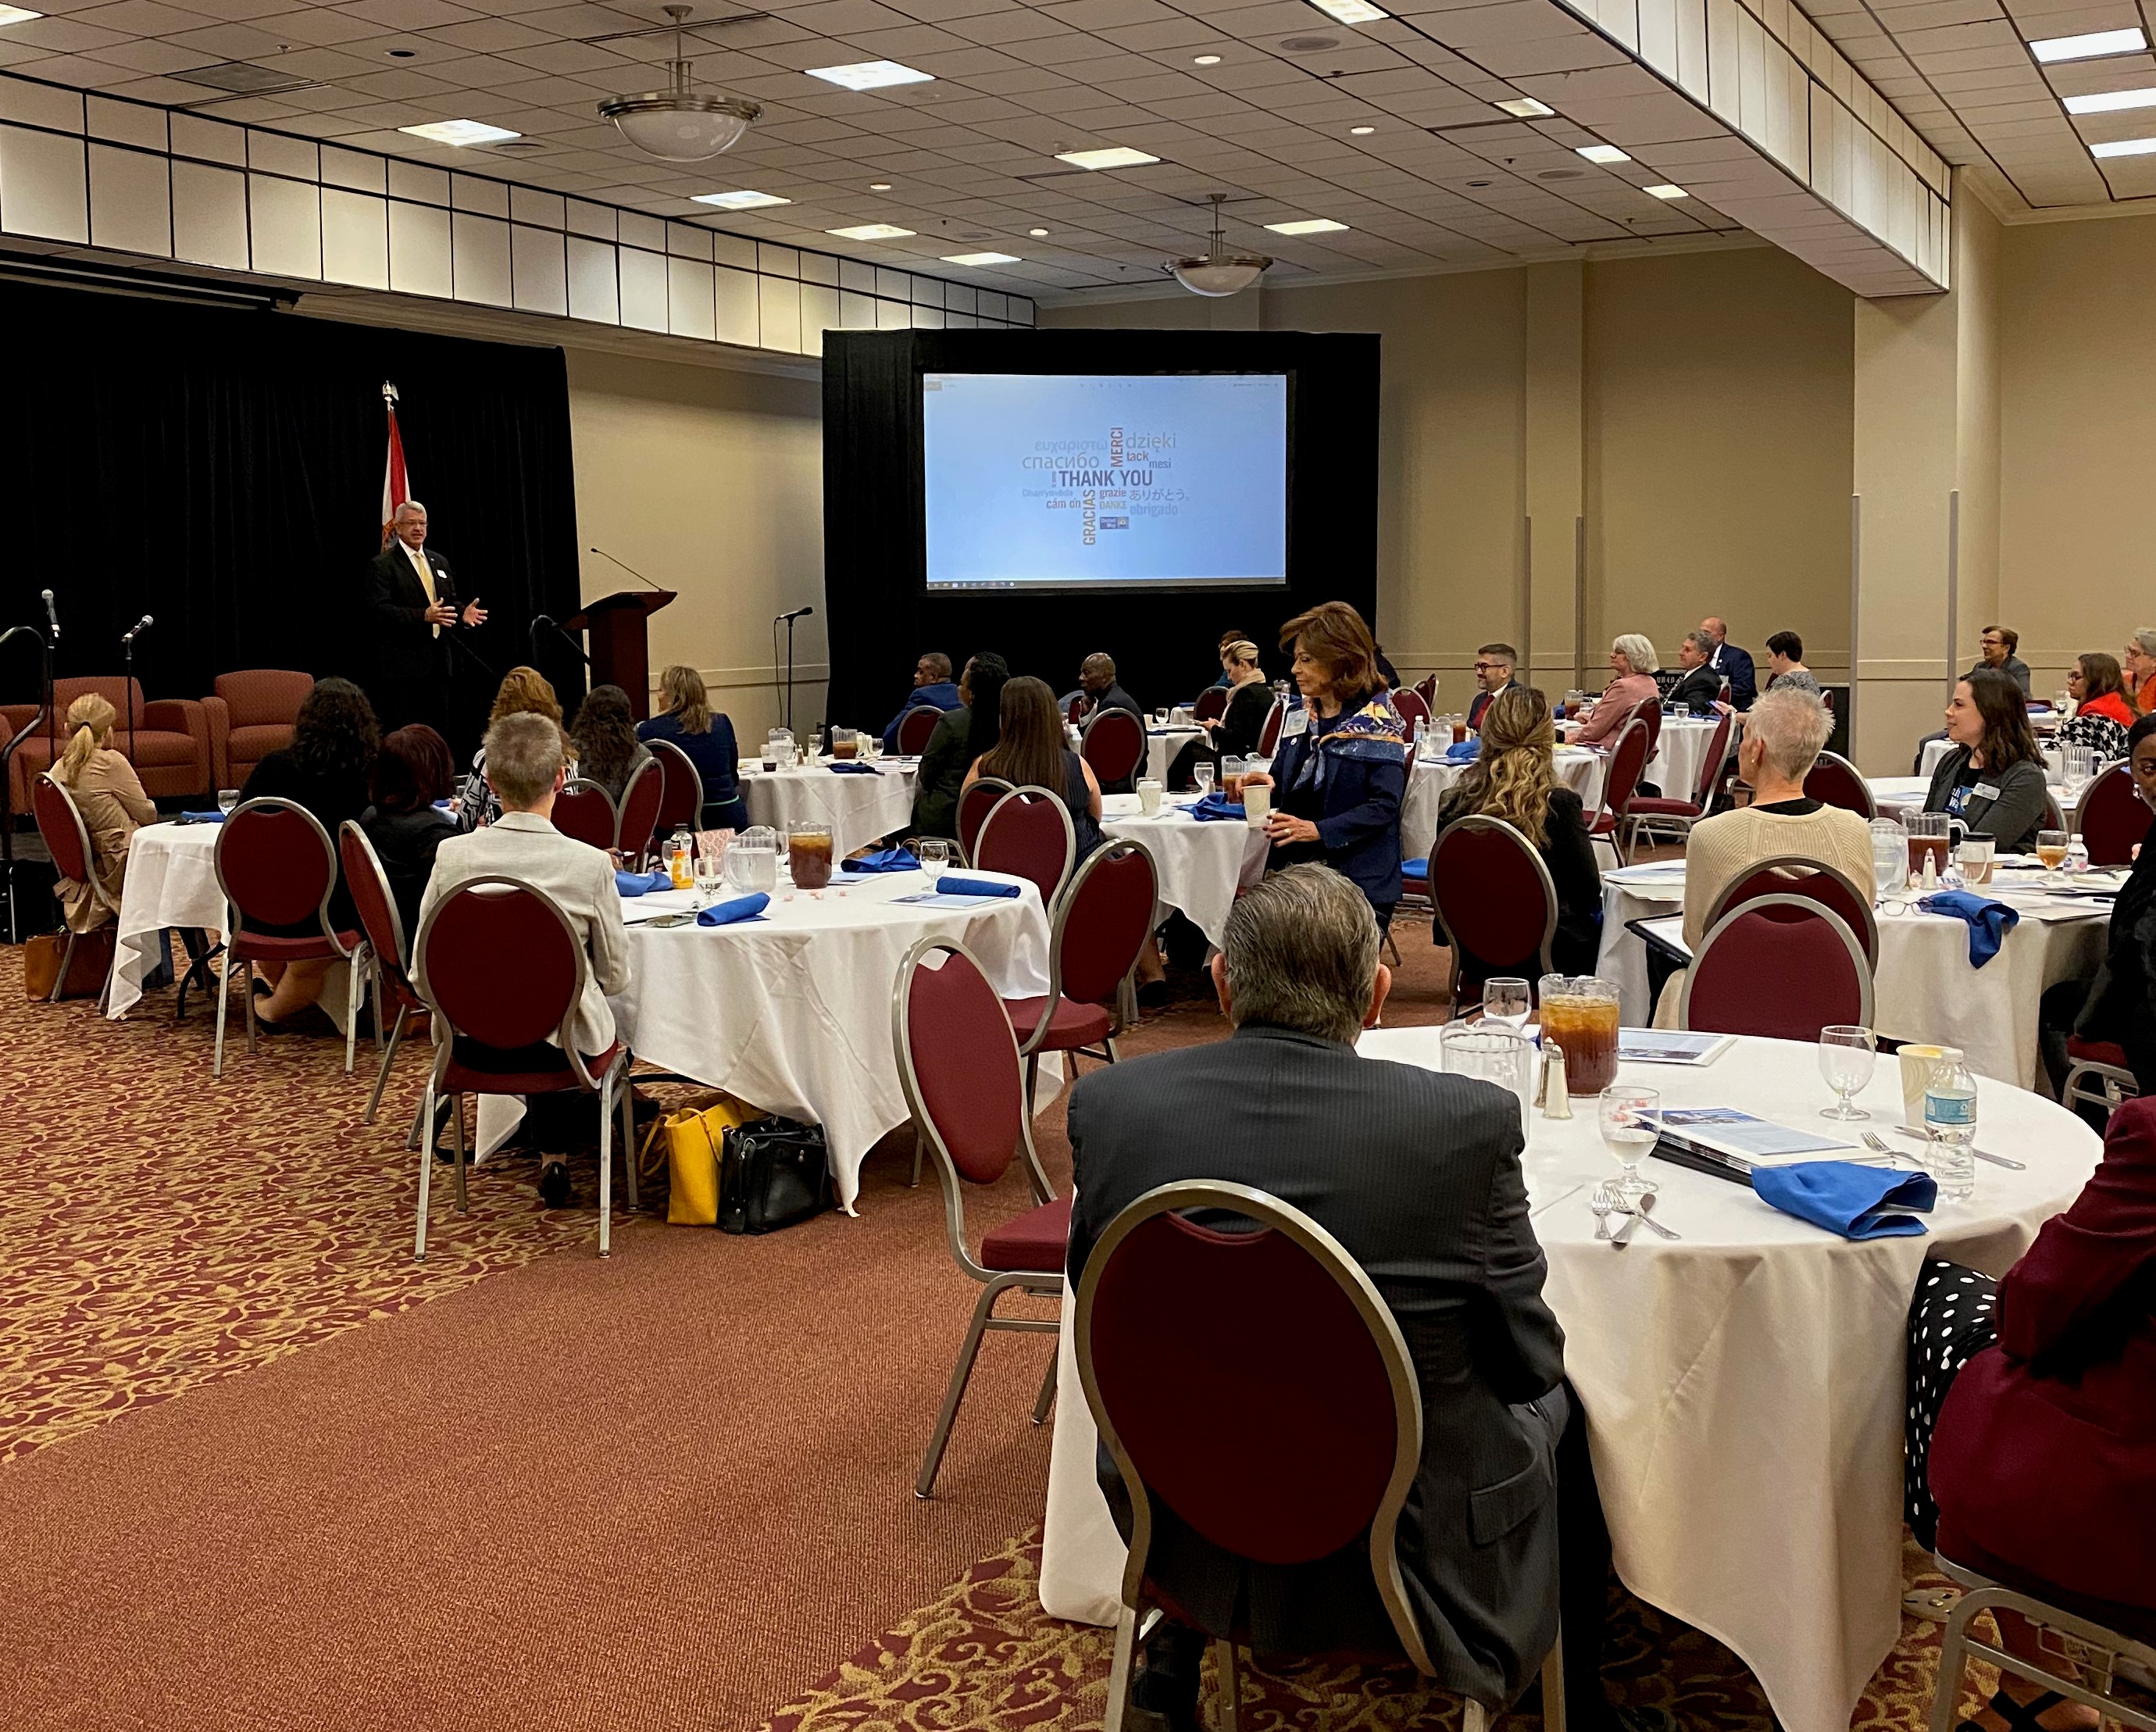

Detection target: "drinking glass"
[1193, 762, 1215, 799]
[1870, 817, 1909, 901]
[2054, 688, 2072, 716]
[1482, 977, 1531, 1030]
[1597, 1084, 1661, 1201]
[1818, 1024, 1877, 1120]
[1154, 708, 1169, 726]
[693, 834, 729, 906]
[917, 837, 950, 886]
[2036, 828, 2071, 884]
[217, 788, 240, 814]
[786, 820, 835, 891]
[1955, 837, 1994, 887]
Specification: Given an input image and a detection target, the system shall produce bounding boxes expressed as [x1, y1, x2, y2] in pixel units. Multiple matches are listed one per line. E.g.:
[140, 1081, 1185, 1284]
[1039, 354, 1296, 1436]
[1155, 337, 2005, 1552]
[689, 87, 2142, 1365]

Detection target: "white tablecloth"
[1100, 794, 1269, 947]
[738, 761, 916, 858]
[1644, 715, 1719, 804]
[1594, 860, 2110, 1084]
[1871, 774, 2087, 830]
[1401, 748, 1607, 863]
[1145, 727, 1206, 787]
[1039, 1033, 2101, 1732]
[108, 820, 223, 1020]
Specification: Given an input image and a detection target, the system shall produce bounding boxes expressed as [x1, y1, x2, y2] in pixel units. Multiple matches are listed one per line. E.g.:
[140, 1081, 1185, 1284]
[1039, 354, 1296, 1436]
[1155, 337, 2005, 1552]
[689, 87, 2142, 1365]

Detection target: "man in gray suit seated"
[417, 709, 630, 1209]
[1068, 865, 1651, 1732]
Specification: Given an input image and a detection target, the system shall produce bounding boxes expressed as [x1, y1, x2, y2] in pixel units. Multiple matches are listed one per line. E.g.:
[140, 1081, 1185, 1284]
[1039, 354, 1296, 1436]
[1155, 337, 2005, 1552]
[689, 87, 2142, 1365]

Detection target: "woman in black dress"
[361, 723, 458, 945]
[963, 674, 1105, 861]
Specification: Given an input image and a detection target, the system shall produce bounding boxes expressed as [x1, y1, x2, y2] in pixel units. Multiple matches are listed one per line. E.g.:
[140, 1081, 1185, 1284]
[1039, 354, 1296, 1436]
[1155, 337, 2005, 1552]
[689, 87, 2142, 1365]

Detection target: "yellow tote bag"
[640, 1093, 762, 1225]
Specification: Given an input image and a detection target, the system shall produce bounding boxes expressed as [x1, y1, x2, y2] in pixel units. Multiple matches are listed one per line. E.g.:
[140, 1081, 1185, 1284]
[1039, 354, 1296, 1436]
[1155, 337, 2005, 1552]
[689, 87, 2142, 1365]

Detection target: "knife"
[1886, 1124, 2027, 1171]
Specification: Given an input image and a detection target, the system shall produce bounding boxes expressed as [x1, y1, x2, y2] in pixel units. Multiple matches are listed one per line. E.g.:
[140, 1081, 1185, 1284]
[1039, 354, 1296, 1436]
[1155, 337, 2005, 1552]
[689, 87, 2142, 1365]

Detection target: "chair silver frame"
[613, 754, 665, 862]
[1008, 837, 1158, 1102]
[1080, 705, 1146, 787]
[212, 796, 370, 1080]
[1076, 1179, 1565, 1732]
[1679, 892, 1875, 1032]
[30, 773, 123, 1009]
[336, 820, 422, 1127]
[644, 735, 705, 833]
[409, 873, 635, 1260]
[1430, 815, 1558, 1019]
[976, 784, 1077, 908]
[1698, 855, 1880, 967]
[1625, 707, 1737, 850]
[894, 704, 944, 756]
[1585, 716, 1651, 868]
[891, 934, 1062, 1499]
[1257, 697, 1287, 756]
[2061, 1049, 2138, 1123]
[1928, 1553, 2156, 1732]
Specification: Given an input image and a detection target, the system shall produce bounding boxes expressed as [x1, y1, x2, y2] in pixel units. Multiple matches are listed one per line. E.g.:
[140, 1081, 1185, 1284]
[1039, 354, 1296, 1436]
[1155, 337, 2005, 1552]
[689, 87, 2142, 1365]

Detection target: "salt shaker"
[1540, 1046, 1573, 1119]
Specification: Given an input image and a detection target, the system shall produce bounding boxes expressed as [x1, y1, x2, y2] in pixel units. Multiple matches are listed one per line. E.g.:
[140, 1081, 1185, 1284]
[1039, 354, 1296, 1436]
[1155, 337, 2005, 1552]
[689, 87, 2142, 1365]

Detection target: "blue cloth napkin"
[1919, 890, 2020, 967]
[615, 869, 672, 897]
[1751, 1161, 1936, 1240]
[842, 847, 919, 873]
[179, 809, 229, 824]
[696, 891, 769, 926]
[1189, 794, 1247, 822]
[829, 761, 881, 775]
[933, 874, 1021, 899]
[1444, 738, 1480, 763]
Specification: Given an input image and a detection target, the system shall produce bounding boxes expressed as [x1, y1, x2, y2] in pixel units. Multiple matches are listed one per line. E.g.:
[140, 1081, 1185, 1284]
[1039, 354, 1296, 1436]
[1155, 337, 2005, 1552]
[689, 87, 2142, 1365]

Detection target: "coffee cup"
[1243, 780, 1272, 826]
[1897, 1045, 1951, 1128]
[1137, 779, 1163, 816]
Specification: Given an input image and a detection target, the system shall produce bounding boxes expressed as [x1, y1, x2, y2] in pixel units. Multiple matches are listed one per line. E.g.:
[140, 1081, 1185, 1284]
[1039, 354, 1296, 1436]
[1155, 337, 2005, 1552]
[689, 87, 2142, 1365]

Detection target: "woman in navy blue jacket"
[1243, 602, 1408, 925]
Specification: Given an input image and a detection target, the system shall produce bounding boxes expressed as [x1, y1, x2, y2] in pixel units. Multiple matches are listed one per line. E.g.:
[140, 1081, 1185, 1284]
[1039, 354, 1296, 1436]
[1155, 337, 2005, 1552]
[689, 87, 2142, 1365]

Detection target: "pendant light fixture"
[599, 5, 760, 163]
[1167, 192, 1272, 297]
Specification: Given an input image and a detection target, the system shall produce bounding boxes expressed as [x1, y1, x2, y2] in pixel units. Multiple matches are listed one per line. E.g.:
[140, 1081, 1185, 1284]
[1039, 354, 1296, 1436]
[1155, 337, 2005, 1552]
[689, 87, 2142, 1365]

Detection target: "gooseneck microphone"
[41, 589, 58, 639]
[122, 615, 154, 644]
[587, 546, 668, 593]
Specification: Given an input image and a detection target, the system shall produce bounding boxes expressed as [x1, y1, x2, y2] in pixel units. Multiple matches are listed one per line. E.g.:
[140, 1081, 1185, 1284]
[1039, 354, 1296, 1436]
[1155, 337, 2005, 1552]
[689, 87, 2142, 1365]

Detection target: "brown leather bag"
[22, 924, 118, 1000]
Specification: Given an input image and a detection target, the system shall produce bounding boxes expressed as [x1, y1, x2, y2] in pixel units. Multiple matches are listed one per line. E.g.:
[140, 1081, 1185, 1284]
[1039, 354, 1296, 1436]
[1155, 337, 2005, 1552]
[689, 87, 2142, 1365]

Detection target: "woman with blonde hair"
[1565, 634, 1661, 747]
[459, 665, 566, 828]
[48, 691, 157, 931]
[1171, 637, 1273, 788]
[637, 662, 744, 830]
[1430, 685, 1602, 973]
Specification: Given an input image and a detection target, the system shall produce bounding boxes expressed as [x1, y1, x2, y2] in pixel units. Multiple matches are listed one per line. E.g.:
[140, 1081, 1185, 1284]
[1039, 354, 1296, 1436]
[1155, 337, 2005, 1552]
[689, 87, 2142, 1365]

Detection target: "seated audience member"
[2059, 652, 2139, 763]
[1976, 624, 2033, 695]
[1171, 638, 1272, 787]
[1068, 863, 1638, 1732]
[1700, 616, 1757, 709]
[1902, 1096, 2156, 1732]
[1468, 644, 1520, 730]
[361, 723, 459, 943]
[567, 684, 649, 805]
[239, 677, 380, 1027]
[1242, 602, 1406, 927]
[2125, 628, 2156, 717]
[1431, 687, 1601, 975]
[1563, 636, 1661, 746]
[963, 674, 1105, 861]
[1206, 627, 1249, 690]
[1925, 670, 2050, 855]
[1069, 652, 1142, 726]
[1665, 630, 1723, 714]
[460, 666, 565, 830]
[1653, 686, 1872, 1025]
[46, 691, 157, 932]
[912, 654, 1008, 842]
[1763, 630, 1822, 695]
[417, 711, 630, 1210]
[2040, 715, 2156, 1101]
[639, 663, 747, 831]
[878, 652, 963, 753]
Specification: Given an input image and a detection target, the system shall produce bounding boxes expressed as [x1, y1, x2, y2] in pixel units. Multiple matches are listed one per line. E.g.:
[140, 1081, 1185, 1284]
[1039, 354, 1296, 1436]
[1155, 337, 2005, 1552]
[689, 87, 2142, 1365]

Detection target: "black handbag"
[718, 1116, 834, 1235]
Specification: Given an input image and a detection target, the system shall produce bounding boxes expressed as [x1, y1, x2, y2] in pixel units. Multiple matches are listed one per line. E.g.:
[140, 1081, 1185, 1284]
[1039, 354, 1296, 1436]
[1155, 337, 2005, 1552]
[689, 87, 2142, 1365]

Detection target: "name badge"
[1974, 782, 2001, 801]
[1281, 708, 1309, 738]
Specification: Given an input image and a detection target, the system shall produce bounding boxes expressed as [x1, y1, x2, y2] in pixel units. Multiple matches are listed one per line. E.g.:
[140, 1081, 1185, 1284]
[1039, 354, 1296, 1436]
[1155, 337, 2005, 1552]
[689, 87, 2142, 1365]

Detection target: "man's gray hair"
[394, 498, 426, 520]
[1612, 632, 1659, 674]
[1220, 864, 1378, 1045]
[2134, 627, 2156, 659]
[1683, 628, 1712, 655]
[1746, 685, 1832, 781]
[486, 711, 566, 810]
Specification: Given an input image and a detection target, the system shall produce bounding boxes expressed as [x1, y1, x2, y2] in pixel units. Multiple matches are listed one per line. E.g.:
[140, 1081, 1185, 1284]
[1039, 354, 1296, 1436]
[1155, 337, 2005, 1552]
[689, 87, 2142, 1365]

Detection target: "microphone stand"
[122, 629, 140, 769]
[2, 623, 53, 941]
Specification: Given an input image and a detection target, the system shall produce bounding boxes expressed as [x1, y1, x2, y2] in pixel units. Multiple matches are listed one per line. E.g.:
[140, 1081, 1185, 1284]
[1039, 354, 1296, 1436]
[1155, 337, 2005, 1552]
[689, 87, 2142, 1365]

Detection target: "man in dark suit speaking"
[368, 499, 487, 737]
[1068, 865, 1644, 1732]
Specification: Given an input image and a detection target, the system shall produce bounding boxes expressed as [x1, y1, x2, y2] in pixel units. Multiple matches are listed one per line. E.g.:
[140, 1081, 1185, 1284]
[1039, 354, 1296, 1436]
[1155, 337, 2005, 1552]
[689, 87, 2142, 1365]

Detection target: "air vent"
[1536, 168, 1584, 180]
[1279, 34, 1340, 51]
[172, 60, 319, 96]
[490, 139, 546, 153]
[1465, 178, 1494, 187]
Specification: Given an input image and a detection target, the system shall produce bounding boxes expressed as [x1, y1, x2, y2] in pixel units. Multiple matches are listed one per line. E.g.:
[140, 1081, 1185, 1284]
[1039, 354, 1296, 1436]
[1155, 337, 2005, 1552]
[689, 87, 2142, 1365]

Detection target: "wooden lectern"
[564, 590, 675, 720]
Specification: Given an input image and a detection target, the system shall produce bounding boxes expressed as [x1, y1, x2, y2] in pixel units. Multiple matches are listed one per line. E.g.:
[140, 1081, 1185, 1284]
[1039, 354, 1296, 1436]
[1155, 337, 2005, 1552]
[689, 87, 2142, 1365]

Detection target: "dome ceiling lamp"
[598, 5, 760, 163]
[1167, 193, 1272, 298]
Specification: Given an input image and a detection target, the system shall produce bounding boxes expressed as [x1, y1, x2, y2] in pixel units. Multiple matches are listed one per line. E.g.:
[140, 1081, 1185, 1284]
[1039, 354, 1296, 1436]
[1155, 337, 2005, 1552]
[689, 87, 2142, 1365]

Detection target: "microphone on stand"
[587, 547, 669, 593]
[41, 589, 58, 640]
[776, 604, 815, 622]
[119, 616, 152, 768]
[122, 615, 154, 644]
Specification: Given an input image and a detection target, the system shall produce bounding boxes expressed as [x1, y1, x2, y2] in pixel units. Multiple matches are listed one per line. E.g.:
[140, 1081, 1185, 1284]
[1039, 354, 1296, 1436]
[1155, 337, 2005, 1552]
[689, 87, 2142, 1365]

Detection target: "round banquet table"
[1144, 726, 1206, 788]
[108, 819, 225, 1020]
[1643, 713, 1719, 805]
[738, 759, 916, 858]
[1037, 1032, 2102, 1732]
[1099, 792, 1269, 948]
[1401, 746, 1606, 862]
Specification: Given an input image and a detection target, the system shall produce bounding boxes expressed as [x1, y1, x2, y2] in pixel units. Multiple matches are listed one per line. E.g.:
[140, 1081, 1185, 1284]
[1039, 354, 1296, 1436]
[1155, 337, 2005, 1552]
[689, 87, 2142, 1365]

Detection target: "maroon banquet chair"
[1585, 718, 1653, 866]
[1192, 687, 1230, 724]
[1415, 673, 1439, 705]
[411, 875, 635, 1259]
[1679, 894, 1872, 1037]
[552, 778, 618, 851]
[1392, 687, 1431, 734]
[1082, 707, 1146, 791]
[1630, 696, 1665, 760]
[29, 773, 121, 1007]
[1256, 698, 1287, 755]
[1005, 838, 1158, 1103]
[956, 775, 1014, 867]
[894, 936, 1068, 1499]
[615, 755, 666, 862]
[1803, 750, 1876, 820]
[1702, 855, 1879, 967]
[1626, 705, 1733, 843]
[1429, 816, 1557, 1014]
[2076, 762, 2148, 867]
[338, 822, 429, 1128]
[648, 737, 704, 837]
[896, 705, 943, 756]
[1076, 1180, 1565, 1732]
[213, 798, 369, 1079]
[2061, 1037, 2138, 1123]
[976, 787, 1077, 907]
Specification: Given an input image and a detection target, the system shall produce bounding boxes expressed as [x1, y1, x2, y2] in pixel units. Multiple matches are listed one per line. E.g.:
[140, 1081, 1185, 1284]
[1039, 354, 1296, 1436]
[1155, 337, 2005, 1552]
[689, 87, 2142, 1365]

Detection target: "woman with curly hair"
[238, 676, 380, 1025]
[567, 684, 649, 805]
[460, 665, 566, 829]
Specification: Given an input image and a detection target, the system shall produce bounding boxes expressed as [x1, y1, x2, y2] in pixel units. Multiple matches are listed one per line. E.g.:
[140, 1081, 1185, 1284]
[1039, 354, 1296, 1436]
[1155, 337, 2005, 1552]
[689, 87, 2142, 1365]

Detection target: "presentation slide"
[921, 373, 1288, 591]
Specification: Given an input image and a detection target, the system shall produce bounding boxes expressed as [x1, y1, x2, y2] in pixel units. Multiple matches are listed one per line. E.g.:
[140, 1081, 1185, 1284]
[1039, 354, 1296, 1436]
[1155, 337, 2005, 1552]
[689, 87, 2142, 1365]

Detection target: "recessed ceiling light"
[944, 251, 1020, 266]
[828, 222, 916, 240]
[1056, 146, 1161, 170]
[1194, 53, 1221, 64]
[868, 181, 892, 190]
[1265, 217, 1349, 234]
[2029, 27, 2145, 62]
[1350, 124, 1375, 134]
[2064, 86, 2156, 113]
[807, 59, 932, 90]
[1029, 227, 1049, 236]
[1642, 182, 1688, 198]
[1495, 96, 1554, 117]
[2091, 134, 2156, 156]
[0, 5, 43, 22]
[1309, 0, 1387, 21]
[398, 119, 520, 145]
[1576, 143, 1630, 163]
[693, 189, 790, 209]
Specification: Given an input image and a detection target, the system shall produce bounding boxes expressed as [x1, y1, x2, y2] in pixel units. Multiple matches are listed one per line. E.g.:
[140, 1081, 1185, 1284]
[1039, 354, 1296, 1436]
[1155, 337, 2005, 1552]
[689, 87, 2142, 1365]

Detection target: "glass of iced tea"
[787, 820, 835, 891]
[1538, 974, 1622, 1094]
[1906, 813, 1954, 881]
[1221, 756, 1247, 802]
[1451, 716, 1469, 745]
[2036, 827, 2070, 884]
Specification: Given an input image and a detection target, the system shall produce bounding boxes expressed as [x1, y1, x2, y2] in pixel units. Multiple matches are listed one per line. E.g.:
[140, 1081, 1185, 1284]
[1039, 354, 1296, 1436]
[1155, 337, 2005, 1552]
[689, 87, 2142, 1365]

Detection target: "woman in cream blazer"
[49, 692, 158, 931]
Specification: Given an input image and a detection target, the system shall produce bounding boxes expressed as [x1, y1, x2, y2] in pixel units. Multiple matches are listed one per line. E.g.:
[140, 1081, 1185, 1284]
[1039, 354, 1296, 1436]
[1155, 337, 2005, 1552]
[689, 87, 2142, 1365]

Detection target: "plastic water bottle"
[1922, 1048, 1978, 1202]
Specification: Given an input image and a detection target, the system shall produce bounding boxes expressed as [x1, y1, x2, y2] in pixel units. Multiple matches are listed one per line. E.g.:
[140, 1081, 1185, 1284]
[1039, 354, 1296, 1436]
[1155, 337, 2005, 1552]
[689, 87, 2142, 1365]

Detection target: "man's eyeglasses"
[1473, 662, 1508, 674]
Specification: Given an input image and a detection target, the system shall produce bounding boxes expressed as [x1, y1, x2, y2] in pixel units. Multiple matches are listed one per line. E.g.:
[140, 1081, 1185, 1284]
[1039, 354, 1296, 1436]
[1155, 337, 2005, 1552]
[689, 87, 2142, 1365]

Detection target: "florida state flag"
[380, 381, 409, 549]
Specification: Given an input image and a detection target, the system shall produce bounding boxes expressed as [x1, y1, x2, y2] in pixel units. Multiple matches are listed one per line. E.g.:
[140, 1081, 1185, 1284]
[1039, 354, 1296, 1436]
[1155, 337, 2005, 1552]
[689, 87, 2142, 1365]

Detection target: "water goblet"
[1597, 1084, 1661, 1203]
[2036, 828, 2071, 884]
[917, 837, 950, 887]
[1193, 762, 1215, 799]
[1482, 977, 1531, 1030]
[1818, 1024, 1876, 1120]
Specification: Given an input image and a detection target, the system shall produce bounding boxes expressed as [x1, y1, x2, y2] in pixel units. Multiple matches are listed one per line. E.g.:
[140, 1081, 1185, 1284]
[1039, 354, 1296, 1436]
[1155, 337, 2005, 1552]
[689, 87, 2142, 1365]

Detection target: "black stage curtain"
[822, 328, 1380, 730]
[0, 278, 580, 755]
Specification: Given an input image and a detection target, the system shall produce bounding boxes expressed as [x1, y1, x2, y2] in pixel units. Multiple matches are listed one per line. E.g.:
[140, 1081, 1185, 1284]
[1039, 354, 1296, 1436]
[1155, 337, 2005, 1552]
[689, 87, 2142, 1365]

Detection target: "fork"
[1590, 1182, 1617, 1241]
[1861, 1131, 1922, 1168]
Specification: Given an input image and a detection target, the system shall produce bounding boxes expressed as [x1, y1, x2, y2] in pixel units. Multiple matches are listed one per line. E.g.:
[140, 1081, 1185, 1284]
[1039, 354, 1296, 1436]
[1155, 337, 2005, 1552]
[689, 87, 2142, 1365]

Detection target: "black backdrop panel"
[821, 328, 1379, 727]
[1, 278, 580, 745]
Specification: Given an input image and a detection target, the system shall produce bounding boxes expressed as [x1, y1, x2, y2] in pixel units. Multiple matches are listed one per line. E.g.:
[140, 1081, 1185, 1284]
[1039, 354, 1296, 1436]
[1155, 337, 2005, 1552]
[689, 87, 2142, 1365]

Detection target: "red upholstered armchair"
[6, 677, 210, 808]
[203, 670, 314, 790]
